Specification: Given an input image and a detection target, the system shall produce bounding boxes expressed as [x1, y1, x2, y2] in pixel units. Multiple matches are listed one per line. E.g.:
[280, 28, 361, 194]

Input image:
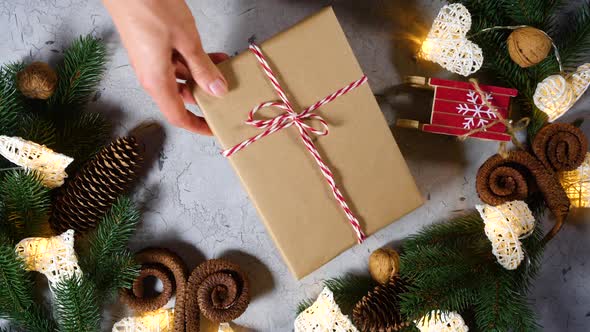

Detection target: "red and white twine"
[223, 43, 368, 243]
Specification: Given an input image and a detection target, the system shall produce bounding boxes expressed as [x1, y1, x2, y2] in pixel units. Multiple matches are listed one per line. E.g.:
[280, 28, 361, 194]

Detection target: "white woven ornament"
[420, 3, 483, 76]
[560, 153, 590, 208]
[415, 310, 469, 332]
[294, 287, 358, 332]
[218, 322, 234, 332]
[476, 201, 535, 270]
[15, 229, 81, 286]
[112, 308, 175, 332]
[0, 135, 73, 188]
[534, 63, 590, 121]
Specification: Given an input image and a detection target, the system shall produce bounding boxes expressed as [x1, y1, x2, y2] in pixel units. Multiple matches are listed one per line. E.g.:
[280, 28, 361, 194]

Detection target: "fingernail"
[209, 79, 228, 97]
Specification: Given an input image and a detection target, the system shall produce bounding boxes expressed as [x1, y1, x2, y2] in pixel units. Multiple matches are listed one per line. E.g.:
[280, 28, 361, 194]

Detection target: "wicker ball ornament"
[17, 62, 58, 99]
[507, 27, 552, 68]
[534, 63, 590, 121]
[294, 287, 358, 332]
[368, 248, 400, 284]
[414, 311, 469, 332]
[51, 136, 142, 234]
[476, 201, 535, 270]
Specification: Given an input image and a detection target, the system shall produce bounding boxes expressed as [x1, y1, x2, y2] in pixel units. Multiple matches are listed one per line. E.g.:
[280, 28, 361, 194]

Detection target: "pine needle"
[0, 62, 26, 137]
[53, 275, 101, 332]
[79, 196, 140, 303]
[48, 35, 106, 111]
[0, 236, 55, 332]
[0, 170, 50, 242]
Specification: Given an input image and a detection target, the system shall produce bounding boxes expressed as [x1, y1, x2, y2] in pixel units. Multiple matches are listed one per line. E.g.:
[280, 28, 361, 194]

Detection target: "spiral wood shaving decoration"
[476, 123, 588, 243]
[120, 248, 250, 332]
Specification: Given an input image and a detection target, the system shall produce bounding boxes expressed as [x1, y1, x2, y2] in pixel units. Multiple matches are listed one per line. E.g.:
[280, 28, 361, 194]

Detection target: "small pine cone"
[353, 277, 409, 332]
[50, 136, 142, 234]
[17, 62, 58, 99]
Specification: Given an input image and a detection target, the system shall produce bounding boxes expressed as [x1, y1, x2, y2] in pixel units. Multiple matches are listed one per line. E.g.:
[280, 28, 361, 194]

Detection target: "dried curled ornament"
[119, 248, 249, 332]
[476, 123, 588, 242]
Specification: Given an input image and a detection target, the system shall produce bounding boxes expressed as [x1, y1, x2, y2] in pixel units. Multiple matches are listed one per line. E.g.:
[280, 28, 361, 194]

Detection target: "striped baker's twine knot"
[223, 43, 368, 243]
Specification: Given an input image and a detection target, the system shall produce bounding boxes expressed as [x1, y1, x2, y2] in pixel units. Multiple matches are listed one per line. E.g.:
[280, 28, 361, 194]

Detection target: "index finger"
[140, 63, 212, 135]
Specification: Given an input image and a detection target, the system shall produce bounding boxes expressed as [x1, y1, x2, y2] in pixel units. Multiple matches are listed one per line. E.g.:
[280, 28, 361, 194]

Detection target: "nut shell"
[368, 247, 400, 284]
[17, 62, 58, 99]
[507, 27, 552, 68]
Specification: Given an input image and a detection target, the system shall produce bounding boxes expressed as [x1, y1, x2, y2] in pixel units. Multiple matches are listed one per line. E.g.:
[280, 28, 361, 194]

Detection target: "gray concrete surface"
[0, 0, 589, 331]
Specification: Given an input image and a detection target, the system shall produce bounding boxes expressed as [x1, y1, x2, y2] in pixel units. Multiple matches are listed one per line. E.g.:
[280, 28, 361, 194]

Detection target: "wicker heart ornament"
[420, 3, 483, 76]
[534, 63, 590, 121]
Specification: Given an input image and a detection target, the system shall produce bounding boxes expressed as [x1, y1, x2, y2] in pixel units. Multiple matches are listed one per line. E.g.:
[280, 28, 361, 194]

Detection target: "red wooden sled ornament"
[397, 77, 519, 142]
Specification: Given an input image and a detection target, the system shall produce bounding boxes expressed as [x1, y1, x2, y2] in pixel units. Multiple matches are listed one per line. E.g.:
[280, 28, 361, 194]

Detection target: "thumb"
[179, 43, 228, 98]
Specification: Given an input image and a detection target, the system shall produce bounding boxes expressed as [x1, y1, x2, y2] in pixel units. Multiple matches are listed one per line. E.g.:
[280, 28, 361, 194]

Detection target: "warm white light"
[415, 311, 469, 332]
[294, 287, 358, 332]
[560, 153, 590, 208]
[0, 135, 73, 188]
[112, 308, 175, 332]
[476, 201, 535, 270]
[419, 3, 483, 76]
[534, 63, 590, 122]
[15, 230, 81, 286]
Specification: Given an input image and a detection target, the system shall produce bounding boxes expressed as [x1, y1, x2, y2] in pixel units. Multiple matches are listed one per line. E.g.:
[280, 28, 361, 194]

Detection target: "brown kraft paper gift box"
[193, 7, 423, 279]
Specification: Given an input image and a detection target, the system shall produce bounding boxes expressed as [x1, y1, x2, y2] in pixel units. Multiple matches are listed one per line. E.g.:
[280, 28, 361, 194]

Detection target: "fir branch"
[0, 170, 50, 241]
[48, 35, 106, 111]
[79, 196, 140, 303]
[18, 114, 57, 148]
[399, 212, 543, 330]
[54, 111, 111, 172]
[296, 275, 376, 315]
[325, 275, 376, 315]
[53, 275, 101, 332]
[0, 62, 26, 137]
[558, 1, 590, 70]
[0, 237, 55, 332]
[296, 298, 314, 315]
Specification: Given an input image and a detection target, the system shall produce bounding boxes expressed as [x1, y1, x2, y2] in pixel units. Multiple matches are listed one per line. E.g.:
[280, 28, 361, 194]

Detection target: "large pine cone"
[50, 136, 142, 234]
[353, 277, 408, 332]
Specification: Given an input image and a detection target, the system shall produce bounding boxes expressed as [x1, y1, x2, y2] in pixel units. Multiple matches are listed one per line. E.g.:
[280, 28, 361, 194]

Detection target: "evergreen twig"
[0, 236, 55, 332]
[79, 196, 140, 304]
[53, 275, 101, 332]
[48, 35, 106, 111]
[0, 63, 26, 139]
[0, 171, 50, 242]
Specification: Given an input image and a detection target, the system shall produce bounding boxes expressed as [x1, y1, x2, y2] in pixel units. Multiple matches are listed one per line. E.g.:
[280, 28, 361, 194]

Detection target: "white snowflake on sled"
[456, 90, 496, 130]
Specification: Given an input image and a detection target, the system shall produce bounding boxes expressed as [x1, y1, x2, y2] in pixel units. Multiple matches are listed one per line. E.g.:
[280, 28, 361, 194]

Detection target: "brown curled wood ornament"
[476, 150, 570, 244]
[120, 248, 188, 332]
[532, 123, 588, 172]
[120, 249, 249, 332]
[184, 259, 250, 332]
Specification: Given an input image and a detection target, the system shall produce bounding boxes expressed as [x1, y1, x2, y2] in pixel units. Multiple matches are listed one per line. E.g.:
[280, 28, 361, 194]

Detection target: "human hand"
[103, 0, 228, 135]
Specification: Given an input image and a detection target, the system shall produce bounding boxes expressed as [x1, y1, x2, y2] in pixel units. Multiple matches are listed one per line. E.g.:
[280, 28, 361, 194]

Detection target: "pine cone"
[50, 136, 142, 234]
[352, 277, 408, 332]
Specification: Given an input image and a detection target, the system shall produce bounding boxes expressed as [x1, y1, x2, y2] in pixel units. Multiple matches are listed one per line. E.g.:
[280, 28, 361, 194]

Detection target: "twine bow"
[223, 43, 368, 243]
[460, 78, 529, 158]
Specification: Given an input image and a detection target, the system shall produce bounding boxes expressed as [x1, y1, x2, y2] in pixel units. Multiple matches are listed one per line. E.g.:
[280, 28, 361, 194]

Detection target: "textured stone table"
[1, 1, 589, 331]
